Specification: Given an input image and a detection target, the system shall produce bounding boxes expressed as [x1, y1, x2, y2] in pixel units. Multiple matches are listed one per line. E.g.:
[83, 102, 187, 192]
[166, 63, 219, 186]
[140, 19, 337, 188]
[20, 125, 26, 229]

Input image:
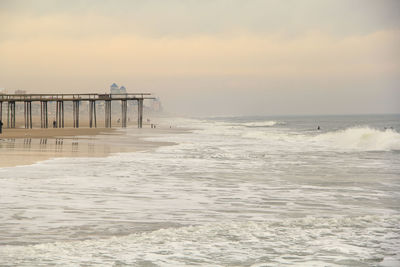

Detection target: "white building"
[151, 98, 163, 112]
[110, 83, 127, 94]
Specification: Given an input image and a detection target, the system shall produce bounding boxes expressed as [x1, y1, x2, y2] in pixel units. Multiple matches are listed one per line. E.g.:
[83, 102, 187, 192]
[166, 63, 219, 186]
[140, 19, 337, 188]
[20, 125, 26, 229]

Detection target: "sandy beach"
[0, 125, 182, 168]
[0, 127, 115, 139]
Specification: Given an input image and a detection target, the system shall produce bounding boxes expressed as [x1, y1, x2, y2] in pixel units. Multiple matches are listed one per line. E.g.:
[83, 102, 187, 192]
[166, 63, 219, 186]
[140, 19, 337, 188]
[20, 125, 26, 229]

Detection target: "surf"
[241, 121, 284, 127]
[314, 126, 400, 151]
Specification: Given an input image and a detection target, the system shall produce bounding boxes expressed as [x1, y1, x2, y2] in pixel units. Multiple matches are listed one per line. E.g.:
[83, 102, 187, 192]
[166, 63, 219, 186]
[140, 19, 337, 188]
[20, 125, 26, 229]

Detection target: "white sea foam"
[241, 129, 290, 140]
[314, 127, 400, 151]
[1, 116, 400, 266]
[242, 120, 284, 127]
[1, 215, 398, 266]
[241, 126, 400, 152]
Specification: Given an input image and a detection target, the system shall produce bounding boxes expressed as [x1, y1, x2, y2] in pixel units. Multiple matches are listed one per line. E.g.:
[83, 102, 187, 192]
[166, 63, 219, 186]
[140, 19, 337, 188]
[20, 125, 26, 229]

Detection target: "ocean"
[1, 114, 399, 266]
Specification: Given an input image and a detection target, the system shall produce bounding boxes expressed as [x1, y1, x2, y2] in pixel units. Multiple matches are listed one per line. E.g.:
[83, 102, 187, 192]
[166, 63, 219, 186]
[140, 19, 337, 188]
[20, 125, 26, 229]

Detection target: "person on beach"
[0, 120, 3, 134]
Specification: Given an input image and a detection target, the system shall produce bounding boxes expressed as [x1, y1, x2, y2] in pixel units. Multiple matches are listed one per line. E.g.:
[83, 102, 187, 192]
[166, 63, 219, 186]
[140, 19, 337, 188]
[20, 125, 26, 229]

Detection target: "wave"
[241, 120, 284, 127]
[241, 126, 400, 152]
[1, 215, 398, 266]
[314, 127, 400, 151]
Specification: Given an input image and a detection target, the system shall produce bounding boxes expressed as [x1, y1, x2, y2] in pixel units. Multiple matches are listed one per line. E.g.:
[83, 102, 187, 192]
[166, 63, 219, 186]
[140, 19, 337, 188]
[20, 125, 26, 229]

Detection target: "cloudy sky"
[1, 0, 399, 116]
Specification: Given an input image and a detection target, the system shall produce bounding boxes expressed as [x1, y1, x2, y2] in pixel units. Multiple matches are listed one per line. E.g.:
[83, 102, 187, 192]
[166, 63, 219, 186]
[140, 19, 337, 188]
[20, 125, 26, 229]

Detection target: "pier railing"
[0, 93, 153, 101]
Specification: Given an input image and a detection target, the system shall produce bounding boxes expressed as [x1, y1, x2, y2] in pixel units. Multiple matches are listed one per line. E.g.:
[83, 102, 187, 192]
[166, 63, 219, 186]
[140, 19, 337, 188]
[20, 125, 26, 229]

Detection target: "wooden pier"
[0, 93, 154, 129]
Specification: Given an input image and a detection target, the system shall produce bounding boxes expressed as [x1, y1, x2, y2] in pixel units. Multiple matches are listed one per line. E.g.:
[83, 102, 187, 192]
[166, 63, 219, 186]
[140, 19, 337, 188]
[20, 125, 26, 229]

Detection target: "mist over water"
[0, 114, 399, 266]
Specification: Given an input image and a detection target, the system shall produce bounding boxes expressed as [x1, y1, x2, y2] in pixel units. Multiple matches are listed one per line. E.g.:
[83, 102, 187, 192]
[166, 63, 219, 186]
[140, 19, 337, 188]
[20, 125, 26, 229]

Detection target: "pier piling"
[24, 101, 33, 129]
[138, 99, 143, 128]
[89, 100, 97, 128]
[73, 100, 80, 128]
[105, 100, 112, 128]
[55, 101, 64, 128]
[121, 100, 127, 128]
[7, 101, 16, 128]
[40, 101, 48, 128]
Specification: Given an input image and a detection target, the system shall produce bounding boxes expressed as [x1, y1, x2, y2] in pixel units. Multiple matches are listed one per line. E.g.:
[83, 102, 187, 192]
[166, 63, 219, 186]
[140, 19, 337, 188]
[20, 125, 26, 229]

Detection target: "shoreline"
[0, 127, 116, 139]
[0, 126, 185, 168]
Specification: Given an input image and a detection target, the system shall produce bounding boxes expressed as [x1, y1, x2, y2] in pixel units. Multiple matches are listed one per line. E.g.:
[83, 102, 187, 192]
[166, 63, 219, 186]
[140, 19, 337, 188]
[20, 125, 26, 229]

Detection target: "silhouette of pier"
[0, 93, 153, 129]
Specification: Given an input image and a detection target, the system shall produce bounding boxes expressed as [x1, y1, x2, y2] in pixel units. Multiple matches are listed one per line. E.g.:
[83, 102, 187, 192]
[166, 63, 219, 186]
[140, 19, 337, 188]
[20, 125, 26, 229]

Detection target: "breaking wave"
[241, 121, 284, 127]
[314, 127, 400, 151]
[241, 126, 400, 152]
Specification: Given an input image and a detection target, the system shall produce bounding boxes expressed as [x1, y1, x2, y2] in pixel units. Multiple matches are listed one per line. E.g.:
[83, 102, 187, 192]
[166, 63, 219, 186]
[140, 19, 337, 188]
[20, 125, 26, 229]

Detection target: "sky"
[0, 0, 399, 116]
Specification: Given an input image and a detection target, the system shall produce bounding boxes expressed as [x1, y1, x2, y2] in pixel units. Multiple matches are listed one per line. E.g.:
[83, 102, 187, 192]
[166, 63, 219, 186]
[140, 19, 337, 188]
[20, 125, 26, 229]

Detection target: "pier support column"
[45, 101, 48, 128]
[55, 101, 59, 128]
[55, 101, 64, 128]
[121, 100, 127, 128]
[137, 99, 143, 128]
[7, 102, 9, 128]
[12, 101, 15, 128]
[29, 102, 32, 128]
[7, 101, 16, 128]
[24, 101, 27, 128]
[73, 100, 80, 128]
[62, 101, 64, 128]
[94, 101, 97, 128]
[0, 102, 2, 124]
[40, 101, 42, 128]
[105, 100, 112, 128]
[40, 101, 48, 128]
[24, 101, 33, 129]
[89, 100, 97, 128]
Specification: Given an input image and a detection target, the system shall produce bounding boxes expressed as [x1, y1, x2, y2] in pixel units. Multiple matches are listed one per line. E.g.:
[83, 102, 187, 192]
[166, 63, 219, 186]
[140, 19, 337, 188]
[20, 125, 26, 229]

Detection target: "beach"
[2, 1, 399, 265]
[0, 124, 181, 168]
[1, 115, 400, 266]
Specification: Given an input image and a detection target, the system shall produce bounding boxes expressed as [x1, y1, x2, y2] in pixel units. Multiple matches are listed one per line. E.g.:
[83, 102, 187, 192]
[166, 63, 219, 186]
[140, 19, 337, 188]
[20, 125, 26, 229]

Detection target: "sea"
[0, 114, 399, 266]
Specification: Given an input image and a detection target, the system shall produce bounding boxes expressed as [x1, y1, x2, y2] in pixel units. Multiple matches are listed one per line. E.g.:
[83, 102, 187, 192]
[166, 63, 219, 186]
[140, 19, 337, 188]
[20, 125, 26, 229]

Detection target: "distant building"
[110, 83, 127, 94]
[110, 83, 119, 93]
[151, 98, 163, 112]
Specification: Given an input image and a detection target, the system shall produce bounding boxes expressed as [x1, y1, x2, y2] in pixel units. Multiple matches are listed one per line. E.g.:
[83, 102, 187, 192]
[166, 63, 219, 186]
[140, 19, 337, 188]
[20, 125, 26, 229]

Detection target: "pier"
[0, 93, 154, 129]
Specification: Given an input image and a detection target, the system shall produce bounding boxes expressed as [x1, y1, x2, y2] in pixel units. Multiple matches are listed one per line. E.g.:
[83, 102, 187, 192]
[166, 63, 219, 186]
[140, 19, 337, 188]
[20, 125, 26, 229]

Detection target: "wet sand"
[0, 127, 116, 139]
[0, 126, 183, 168]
